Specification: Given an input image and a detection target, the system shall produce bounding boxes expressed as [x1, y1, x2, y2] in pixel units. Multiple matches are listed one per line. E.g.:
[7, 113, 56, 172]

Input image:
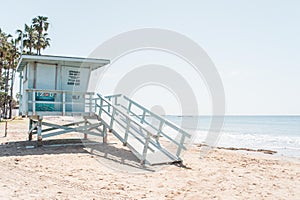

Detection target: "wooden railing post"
[107, 102, 111, 113]
[94, 98, 98, 114]
[109, 107, 116, 130]
[141, 110, 146, 124]
[114, 95, 118, 105]
[123, 118, 130, 146]
[127, 102, 132, 114]
[99, 98, 103, 117]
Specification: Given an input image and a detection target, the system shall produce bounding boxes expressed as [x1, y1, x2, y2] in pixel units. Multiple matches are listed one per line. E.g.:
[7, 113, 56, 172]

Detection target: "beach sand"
[0, 118, 299, 199]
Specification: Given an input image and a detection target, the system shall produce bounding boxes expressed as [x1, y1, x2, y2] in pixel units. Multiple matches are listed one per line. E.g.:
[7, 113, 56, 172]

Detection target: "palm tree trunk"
[29, 41, 32, 54]
[9, 68, 15, 119]
[4, 66, 9, 118]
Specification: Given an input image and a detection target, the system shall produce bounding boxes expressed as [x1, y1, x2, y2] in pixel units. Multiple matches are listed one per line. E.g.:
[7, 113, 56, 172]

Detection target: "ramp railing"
[95, 94, 158, 164]
[95, 94, 191, 164]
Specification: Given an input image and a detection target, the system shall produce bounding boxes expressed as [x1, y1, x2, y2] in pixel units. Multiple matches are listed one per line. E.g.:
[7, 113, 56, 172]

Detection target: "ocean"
[165, 116, 300, 158]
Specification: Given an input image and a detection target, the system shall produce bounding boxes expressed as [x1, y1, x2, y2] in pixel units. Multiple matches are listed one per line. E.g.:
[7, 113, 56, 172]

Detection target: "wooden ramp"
[95, 94, 191, 165]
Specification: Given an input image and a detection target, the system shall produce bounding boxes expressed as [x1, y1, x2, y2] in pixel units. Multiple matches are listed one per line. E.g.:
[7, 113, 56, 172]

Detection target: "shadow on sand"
[0, 139, 155, 172]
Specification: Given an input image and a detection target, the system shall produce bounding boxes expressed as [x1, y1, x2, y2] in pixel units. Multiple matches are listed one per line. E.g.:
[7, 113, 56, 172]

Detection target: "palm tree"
[4, 39, 19, 118]
[0, 29, 12, 91]
[15, 16, 50, 55]
[16, 29, 25, 54]
[0, 29, 11, 72]
[0, 28, 5, 82]
[15, 29, 23, 44]
[0, 36, 12, 118]
[24, 24, 37, 55]
[8, 39, 19, 118]
[32, 16, 49, 55]
[1, 16, 51, 118]
[0, 29, 19, 118]
[39, 33, 51, 52]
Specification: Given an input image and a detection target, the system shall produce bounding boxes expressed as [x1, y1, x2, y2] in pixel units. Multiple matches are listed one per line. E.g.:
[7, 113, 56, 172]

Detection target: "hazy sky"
[1, 0, 299, 115]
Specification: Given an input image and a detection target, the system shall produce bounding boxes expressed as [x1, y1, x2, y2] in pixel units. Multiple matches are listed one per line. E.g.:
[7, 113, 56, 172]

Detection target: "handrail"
[112, 94, 191, 138]
[106, 94, 190, 137]
[121, 95, 191, 157]
[95, 94, 158, 164]
[105, 94, 122, 105]
[96, 94, 157, 138]
[98, 94, 191, 161]
[123, 95, 191, 137]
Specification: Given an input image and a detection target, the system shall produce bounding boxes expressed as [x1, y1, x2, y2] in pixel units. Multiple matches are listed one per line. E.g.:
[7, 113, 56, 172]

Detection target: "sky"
[1, 0, 299, 115]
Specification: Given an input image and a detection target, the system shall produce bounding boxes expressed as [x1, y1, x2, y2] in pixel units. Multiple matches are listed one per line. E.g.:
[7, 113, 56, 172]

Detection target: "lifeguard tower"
[16, 54, 192, 166]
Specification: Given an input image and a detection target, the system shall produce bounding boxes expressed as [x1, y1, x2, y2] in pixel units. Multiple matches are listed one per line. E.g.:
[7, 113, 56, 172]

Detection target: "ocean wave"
[187, 130, 300, 157]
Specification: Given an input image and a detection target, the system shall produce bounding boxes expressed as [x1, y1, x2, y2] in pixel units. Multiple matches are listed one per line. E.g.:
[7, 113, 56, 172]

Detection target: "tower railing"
[25, 89, 94, 116]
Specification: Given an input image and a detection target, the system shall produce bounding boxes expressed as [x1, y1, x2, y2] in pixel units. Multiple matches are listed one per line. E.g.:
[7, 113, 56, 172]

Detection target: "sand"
[0, 118, 299, 199]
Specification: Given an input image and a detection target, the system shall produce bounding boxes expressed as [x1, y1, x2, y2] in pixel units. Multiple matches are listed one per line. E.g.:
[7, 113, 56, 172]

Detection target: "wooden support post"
[4, 120, 8, 137]
[28, 119, 33, 141]
[102, 125, 107, 143]
[37, 117, 43, 146]
[123, 119, 130, 146]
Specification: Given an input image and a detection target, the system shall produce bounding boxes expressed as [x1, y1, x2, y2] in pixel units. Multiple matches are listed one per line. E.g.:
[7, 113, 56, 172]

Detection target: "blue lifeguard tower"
[17, 55, 109, 116]
[16, 54, 191, 166]
[17, 55, 109, 144]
